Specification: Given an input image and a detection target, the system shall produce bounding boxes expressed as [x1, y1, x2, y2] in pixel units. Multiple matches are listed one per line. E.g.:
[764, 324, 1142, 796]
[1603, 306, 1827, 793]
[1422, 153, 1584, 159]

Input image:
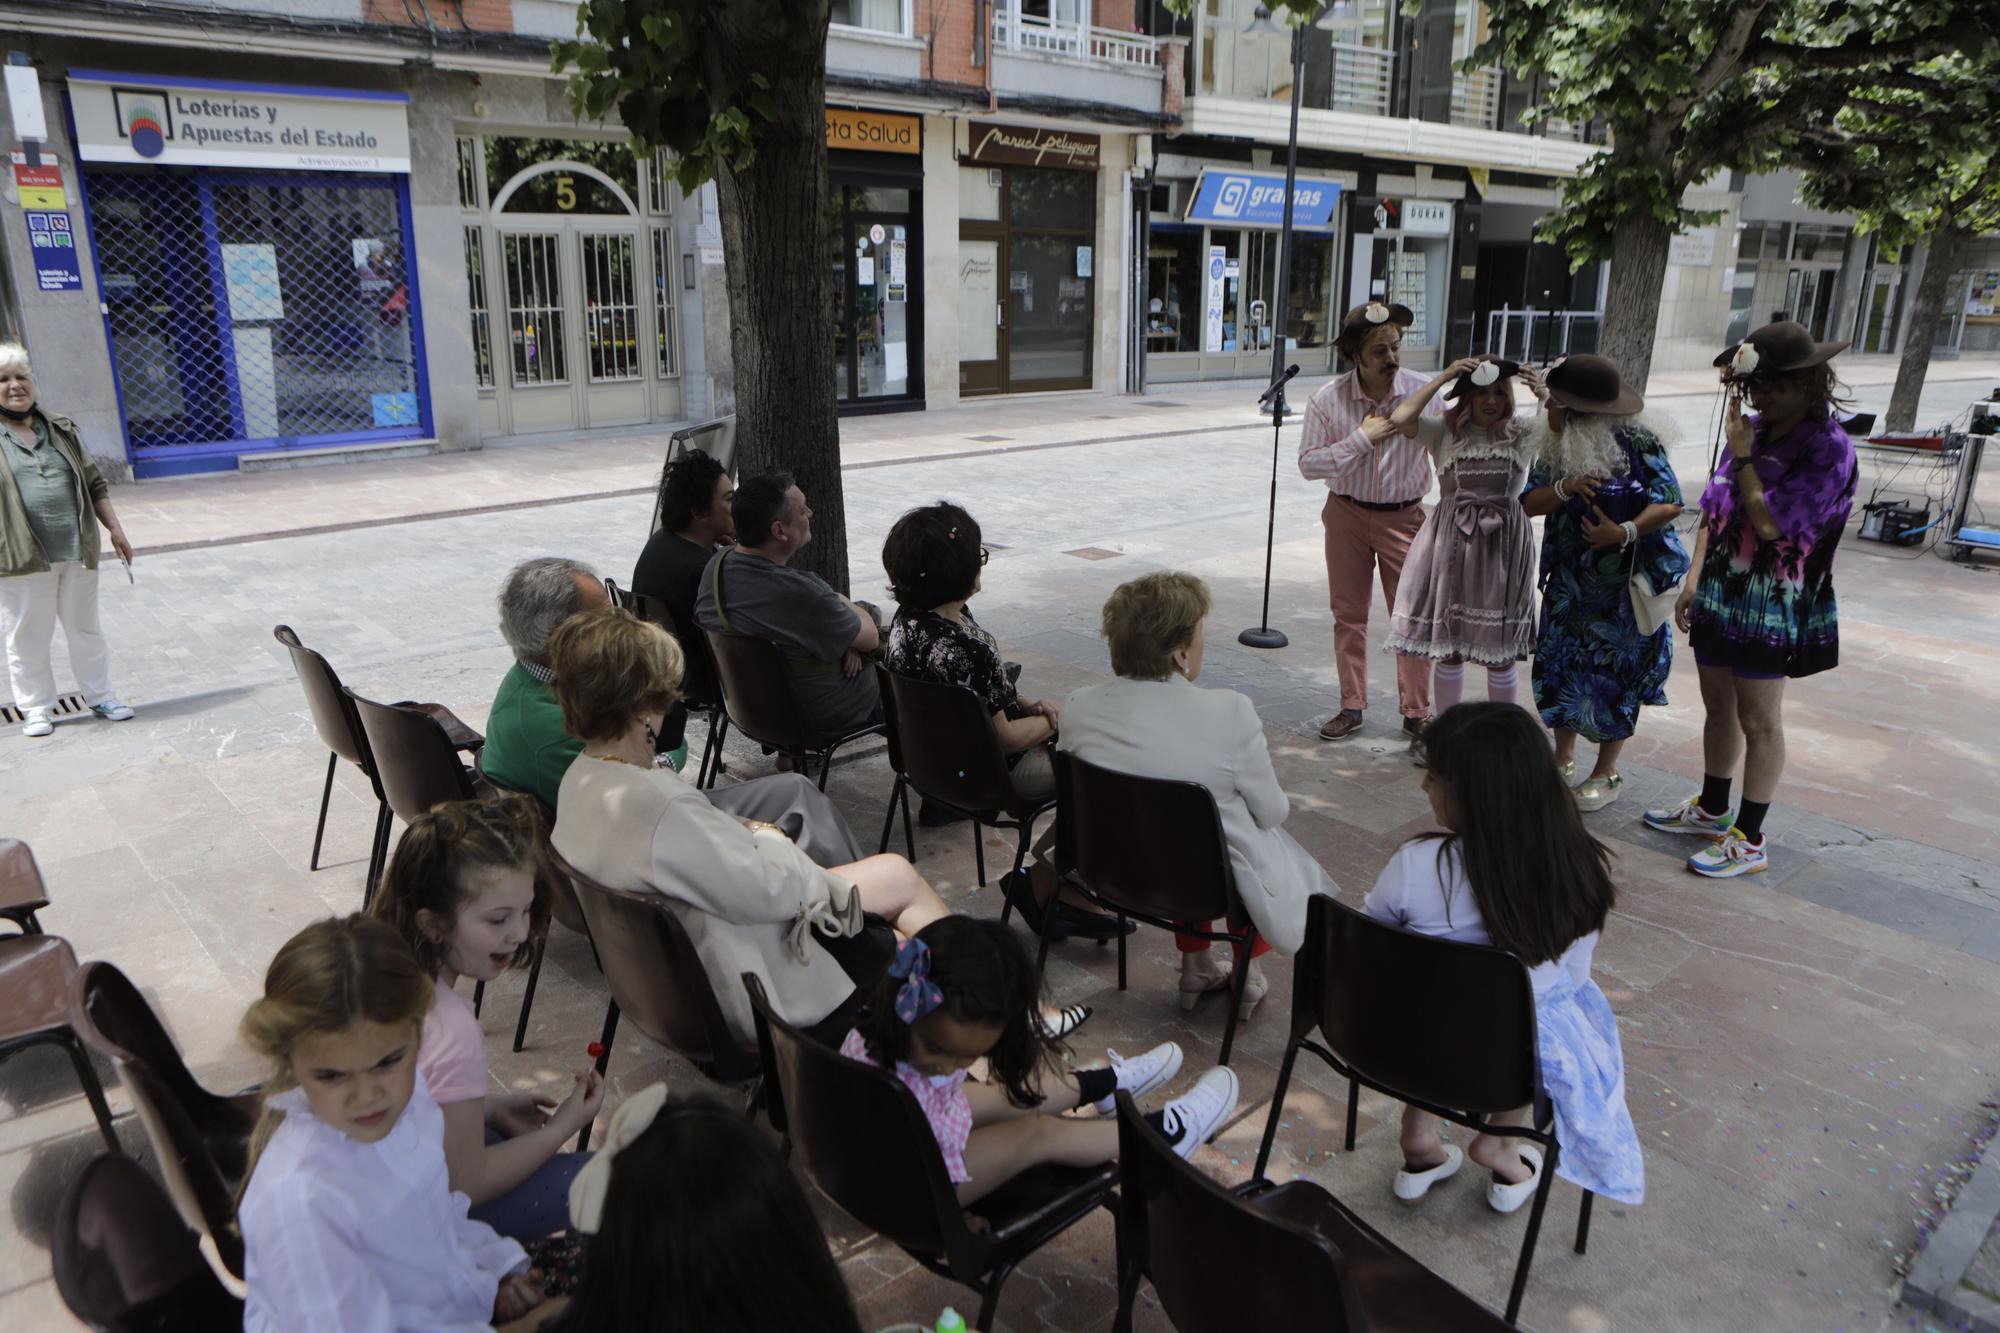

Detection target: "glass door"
[831, 184, 919, 405]
[959, 235, 1003, 395]
[1861, 271, 1901, 353]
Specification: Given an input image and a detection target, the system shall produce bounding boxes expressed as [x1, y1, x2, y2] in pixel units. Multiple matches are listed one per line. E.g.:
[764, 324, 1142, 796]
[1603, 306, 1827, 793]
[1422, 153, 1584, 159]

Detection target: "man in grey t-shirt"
[694, 471, 882, 736]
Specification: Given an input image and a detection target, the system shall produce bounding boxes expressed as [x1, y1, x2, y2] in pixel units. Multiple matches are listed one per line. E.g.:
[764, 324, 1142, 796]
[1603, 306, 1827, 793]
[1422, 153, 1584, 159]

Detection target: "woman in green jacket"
[0, 342, 136, 737]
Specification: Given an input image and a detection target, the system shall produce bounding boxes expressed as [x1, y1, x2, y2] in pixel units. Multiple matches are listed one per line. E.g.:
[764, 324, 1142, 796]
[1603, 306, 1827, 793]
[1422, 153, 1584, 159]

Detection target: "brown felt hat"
[1334, 301, 1414, 354]
[1441, 356, 1521, 402]
[1543, 353, 1643, 416]
[1713, 320, 1850, 379]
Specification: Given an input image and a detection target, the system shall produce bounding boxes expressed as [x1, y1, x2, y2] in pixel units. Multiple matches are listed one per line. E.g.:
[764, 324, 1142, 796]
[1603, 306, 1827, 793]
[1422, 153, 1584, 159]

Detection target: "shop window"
[961, 166, 1002, 222]
[1285, 235, 1335, 347]
[1146, 227, 1203, 352]
[464, 226, 494, 389]
[488, 138, 640, 214]
[831, 0, 909, 35]
[1008, 168, 1093, 231]
[652, 225, 680, 378]
[456, 136, 483, 210]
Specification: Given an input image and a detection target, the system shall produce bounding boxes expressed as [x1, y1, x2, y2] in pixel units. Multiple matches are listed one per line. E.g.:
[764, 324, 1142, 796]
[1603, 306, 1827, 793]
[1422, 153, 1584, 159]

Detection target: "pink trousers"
[1321, 492, 1432, 718]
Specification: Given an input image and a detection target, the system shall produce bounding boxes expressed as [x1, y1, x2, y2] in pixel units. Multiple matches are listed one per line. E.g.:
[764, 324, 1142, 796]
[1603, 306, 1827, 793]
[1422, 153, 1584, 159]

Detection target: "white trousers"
[0, 562, 114, 713]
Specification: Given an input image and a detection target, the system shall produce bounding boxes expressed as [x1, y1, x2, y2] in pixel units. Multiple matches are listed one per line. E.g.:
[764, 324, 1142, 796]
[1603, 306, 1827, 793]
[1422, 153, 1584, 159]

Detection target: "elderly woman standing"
[0, 343, 136, 737]
[1520, 355, 1688, 810]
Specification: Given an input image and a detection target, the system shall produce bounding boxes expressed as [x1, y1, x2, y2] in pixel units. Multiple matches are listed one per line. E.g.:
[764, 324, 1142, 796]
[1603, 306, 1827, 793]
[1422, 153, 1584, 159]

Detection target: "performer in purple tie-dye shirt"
[1642, 322, 1857, 881]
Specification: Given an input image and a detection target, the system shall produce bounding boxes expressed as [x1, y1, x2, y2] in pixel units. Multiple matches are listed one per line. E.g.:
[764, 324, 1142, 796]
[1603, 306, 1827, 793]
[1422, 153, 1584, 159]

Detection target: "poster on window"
[222, 243, 283, 320]
[1204, 245, 1226, 354]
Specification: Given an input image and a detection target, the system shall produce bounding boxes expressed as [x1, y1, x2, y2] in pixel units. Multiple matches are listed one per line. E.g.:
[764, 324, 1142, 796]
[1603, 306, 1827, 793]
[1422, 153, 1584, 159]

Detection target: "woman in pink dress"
[1382, 356, 1539, 719]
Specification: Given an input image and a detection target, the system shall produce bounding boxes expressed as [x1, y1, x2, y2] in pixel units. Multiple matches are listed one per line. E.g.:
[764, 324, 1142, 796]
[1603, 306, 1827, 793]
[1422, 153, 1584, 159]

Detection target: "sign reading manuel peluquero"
[966, 122, 1100, 171]
[67, 72, 412, 174]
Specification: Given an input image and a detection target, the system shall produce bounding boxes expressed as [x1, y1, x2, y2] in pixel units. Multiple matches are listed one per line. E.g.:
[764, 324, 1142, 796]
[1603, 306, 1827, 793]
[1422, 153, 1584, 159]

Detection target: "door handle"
[996, 302, 1005, 328]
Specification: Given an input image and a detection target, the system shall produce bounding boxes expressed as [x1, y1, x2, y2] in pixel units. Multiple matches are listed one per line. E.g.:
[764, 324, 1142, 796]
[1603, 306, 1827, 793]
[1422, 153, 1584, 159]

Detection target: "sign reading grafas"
[68, 71, 411, 173]
[1186, 170, 1340, 231]
[967, 122, 1099, 171]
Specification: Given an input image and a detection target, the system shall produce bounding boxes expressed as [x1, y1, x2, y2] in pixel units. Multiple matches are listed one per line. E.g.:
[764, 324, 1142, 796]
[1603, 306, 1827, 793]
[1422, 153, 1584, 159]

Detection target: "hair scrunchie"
[889, 936, 944, 1024]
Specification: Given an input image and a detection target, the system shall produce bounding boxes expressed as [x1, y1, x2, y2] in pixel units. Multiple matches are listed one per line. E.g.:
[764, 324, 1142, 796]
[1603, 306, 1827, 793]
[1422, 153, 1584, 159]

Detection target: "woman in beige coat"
[1059, 572, 1340, 1020]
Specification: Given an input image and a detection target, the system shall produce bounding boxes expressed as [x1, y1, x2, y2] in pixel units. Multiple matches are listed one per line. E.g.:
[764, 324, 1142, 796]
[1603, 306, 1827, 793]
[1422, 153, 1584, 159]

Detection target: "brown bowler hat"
[1335, 300, 1414, 354]
[1713, 320, 1850, 379]
[1543, 353, 1643, 416]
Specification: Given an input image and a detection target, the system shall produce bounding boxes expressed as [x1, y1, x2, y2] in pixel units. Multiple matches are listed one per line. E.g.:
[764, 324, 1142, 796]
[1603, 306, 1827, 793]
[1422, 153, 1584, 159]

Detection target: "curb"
[1903, 1100, 2000, 1331]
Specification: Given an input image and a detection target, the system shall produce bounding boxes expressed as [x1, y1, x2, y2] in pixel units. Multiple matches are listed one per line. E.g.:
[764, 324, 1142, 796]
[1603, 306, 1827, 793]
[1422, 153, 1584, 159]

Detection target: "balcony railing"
[1328, 42, 1393, 118]
[1450, 65, 1501, 129]
[993, 8, 1161, 68]
[1486, 306, 1602, 362]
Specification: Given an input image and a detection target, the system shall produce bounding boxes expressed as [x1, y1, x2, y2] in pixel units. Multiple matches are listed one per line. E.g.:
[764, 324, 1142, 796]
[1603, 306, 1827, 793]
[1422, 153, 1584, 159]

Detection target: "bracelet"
[1620, 521, 1638, 548]
[1553, 478, 1570, 501]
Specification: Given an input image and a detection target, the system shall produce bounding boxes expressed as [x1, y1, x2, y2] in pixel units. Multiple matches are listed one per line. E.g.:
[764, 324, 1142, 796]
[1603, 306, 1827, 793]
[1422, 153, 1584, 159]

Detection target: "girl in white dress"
[237, 914, 545, 1331]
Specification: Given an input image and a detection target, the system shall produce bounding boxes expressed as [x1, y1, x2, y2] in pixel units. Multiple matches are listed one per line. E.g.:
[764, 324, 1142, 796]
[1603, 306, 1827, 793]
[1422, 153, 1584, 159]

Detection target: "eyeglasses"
[979, 546, 991, 566]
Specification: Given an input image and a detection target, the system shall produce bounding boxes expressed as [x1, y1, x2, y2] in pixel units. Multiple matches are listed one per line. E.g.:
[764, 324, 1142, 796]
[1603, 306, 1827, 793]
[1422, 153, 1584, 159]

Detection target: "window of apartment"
[1790, 223, 1847, 264]
[831, 0, 911, 37]
[1737, 221, 1790, 263]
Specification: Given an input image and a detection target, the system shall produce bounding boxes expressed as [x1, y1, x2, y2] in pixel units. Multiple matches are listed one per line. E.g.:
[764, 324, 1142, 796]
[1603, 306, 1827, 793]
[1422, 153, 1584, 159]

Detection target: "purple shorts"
[1692, 648, 1784, 681]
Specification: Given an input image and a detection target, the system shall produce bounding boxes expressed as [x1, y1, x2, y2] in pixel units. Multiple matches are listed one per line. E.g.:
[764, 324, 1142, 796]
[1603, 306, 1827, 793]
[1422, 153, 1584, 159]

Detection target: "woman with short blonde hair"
[0, 342, 137, 737]
[1059, 572, 1340, 1023]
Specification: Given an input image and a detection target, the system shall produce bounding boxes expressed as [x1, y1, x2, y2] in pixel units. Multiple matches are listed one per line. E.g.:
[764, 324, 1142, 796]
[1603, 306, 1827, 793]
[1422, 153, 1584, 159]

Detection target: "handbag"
[1609, 433, 1680, 634]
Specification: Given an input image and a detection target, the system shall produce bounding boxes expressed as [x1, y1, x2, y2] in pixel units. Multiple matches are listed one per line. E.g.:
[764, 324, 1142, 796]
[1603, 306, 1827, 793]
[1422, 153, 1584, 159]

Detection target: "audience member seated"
[631, 449, 734, 703]
[370, 797, 603, 1241]
[882, 501, 1127, 947]
[693, 471, 882, 737]
[546, 605, 946, 1046]
[483, 555, 865, 867]
[237, 915, 545, 1330]
[548, 1084, 866, 1333]
[1059, 572, 1341, 1022]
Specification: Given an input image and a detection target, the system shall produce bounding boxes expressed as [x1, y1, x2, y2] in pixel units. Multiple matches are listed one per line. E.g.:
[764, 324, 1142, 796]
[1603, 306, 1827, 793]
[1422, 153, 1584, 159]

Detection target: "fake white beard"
[1524, 410, 1675, 478]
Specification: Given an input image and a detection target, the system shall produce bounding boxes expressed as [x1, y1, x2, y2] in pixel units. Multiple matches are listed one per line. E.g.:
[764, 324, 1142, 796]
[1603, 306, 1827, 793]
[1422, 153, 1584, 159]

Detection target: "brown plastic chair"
[0, 935, 120, 1156]
[1111, 1091, 1506, 1333]
[1250, 896, 1593, 1326]
[273, 625, 482, 895]
[878, 667, 1052, 886]
[0, 835, 52, 933]
[347, 688, 493, 909]
[477, 776, 594, 1055]
[702, 626, 883, 792]
[631, 590, 731, 788]
[1043, 750, 1257, 1064]
[744, 973, 1117, 1332]
[54, 1152, 244, 1331]
[552, 850, 759, 1092]
[70, 961, 263, 1279]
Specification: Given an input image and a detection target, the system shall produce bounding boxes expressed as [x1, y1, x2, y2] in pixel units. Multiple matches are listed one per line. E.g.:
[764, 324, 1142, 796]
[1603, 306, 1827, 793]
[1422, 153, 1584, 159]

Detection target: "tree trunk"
[710, 1, 851, 591]
[1597, 210, 1676, 393]
[1884, 224, 1963, 434]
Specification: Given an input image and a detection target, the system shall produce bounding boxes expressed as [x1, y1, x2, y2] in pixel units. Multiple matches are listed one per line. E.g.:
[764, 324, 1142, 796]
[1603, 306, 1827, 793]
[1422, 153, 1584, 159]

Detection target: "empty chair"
[702, 627, 883, 792]
[744, 973, 1116, 1332]
[878, 668, 1052, 887]
[348, 689, 491, 908]
[1111, 1091, 1506, 1332]
[0, 835, 51, 933]
[1251, 896, 1593, 1326]
[53, 1152, 244, 1332]
[1039, 750, 1257, 1064]
[70, 962, 262, 1279]
[273, 625, 482, 894]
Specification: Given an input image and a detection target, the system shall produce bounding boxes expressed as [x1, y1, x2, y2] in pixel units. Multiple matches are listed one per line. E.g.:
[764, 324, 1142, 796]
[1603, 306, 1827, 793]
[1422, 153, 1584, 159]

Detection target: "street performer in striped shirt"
[1298, 301, 1445, 742]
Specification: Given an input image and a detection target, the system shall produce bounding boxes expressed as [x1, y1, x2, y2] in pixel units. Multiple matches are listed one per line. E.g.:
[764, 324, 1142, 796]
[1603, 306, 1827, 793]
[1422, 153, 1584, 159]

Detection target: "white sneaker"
[1149, 1066, 1240, 1160]
[1093, 1041, 1184, 1116]
[89, 698, 135, 722]
[21, 709, 53, 738]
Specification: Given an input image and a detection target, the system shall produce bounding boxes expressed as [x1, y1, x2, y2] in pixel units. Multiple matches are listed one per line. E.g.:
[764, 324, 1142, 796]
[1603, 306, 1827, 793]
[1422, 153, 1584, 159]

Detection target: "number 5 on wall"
[554, 175, 576, 211]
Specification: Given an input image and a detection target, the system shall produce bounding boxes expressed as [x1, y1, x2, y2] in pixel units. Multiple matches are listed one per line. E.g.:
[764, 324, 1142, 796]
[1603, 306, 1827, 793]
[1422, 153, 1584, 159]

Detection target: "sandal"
[1486, 1145, 1544, 1215]
[1036, 1004, 1093, 1040]
[1393, 1144, 1464, 1201]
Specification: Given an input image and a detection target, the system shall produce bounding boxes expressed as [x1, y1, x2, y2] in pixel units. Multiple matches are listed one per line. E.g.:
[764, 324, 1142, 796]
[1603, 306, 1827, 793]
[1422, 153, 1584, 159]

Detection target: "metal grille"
[502, 232, 567, 387]
[456, 137, 482, 209]
[647, 148, 675, 215]
[464, 226, 494, 388]
[651, 224, 679, 377]
[581, 232, 641, 383]
[83, 168, 421, 451]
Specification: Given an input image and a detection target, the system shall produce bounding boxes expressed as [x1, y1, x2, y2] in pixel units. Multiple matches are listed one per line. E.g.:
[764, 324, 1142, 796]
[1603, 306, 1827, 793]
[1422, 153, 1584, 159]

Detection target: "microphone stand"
[1239, 20, 1306, 653]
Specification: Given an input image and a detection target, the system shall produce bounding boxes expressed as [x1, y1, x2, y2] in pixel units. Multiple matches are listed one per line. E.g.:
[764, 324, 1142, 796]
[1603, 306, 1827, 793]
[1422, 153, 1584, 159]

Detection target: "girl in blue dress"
[1364, 702, 1645, 1212]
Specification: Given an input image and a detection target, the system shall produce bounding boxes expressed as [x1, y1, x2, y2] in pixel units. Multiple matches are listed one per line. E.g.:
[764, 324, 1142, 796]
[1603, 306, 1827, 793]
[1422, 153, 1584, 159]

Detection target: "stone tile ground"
[4, 370, 2000, 1330]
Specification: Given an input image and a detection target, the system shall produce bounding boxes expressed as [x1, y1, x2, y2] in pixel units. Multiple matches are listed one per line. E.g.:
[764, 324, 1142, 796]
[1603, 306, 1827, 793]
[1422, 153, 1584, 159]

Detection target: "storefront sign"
[967, 123, 1099, 171]
[1668, 228, 1717, 267]
[1186, 170, 1340, 231]
[825, 108, 920, 155]
[23, 211, 81, 291]
[11, 155, 66, 209]
[1204, 245, 1227, 354]
[1400, 200, 1454, 237]
[68, 71, 412, 173]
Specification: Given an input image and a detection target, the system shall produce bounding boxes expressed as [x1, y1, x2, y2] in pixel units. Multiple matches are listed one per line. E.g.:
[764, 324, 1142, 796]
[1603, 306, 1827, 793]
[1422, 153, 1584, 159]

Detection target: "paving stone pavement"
[3, 372, 2000, 1330]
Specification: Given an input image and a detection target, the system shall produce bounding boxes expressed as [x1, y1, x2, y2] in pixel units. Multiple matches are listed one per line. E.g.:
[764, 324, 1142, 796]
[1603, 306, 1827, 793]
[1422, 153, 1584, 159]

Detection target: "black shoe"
[1053, 902, 1136, 941]
[918, 798, 971, 828]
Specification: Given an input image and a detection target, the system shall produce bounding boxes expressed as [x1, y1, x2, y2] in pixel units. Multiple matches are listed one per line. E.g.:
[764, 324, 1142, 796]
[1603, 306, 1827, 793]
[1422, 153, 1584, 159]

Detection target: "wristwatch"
[1731, 453, 1758, 472]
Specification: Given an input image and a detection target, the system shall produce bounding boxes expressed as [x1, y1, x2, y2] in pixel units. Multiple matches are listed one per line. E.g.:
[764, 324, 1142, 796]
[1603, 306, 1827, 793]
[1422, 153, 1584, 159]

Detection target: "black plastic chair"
[1251, 895, 1594, 1326]
[871, 667, 918, 862]
[1111, 1091, 1506, 1332]
[702, 627, 883, 792]
[744, 973, 1117, 1332]
[631, 590, 731, 789]
[273, 625, 482, 896]
[70, 962, 262, 1279]
[878, 668, 1057, 886]
[53, 1153, 244, 1331]
[348, 689, 491, 911]
[1040, 750, 1257, 1065]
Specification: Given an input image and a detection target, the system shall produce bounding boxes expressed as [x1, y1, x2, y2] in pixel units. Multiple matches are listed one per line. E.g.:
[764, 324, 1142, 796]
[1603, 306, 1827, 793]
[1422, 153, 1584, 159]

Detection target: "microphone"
[1259, 363, 1301, 406]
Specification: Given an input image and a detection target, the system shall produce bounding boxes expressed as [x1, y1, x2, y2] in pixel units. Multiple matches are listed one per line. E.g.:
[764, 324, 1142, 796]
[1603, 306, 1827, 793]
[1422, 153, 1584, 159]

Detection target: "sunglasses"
[980, 546, 991, 566]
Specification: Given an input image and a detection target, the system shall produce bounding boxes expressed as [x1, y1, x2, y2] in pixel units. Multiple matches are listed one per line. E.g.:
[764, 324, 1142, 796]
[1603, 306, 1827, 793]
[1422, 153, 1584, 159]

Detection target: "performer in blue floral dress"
[1520, 355, 1689, 812]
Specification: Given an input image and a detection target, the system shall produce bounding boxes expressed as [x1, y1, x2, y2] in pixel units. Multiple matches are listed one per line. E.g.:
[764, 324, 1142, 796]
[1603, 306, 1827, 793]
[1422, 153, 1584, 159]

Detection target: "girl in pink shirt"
[372, 797, 603, 1239]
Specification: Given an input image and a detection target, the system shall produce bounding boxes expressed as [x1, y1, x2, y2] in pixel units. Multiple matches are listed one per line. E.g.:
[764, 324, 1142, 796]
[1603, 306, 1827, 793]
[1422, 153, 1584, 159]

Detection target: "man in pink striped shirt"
[1297, 302, 1443, 741]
